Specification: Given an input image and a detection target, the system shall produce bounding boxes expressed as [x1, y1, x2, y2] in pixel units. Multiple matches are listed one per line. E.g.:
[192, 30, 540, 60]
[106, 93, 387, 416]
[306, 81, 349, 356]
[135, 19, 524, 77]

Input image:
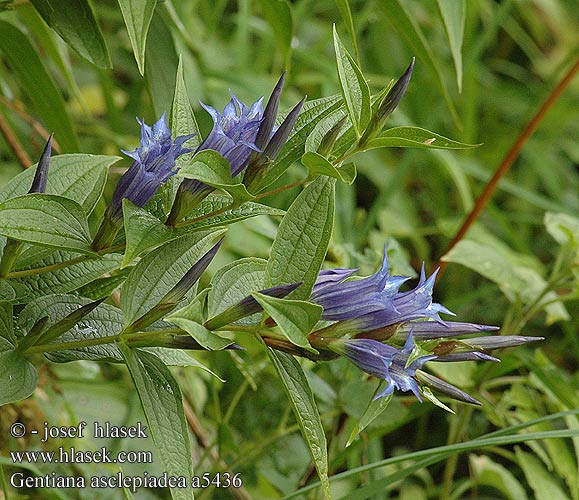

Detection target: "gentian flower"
[310, 250, 542, 406]
[311, 252, 450, 333]
[329, 334, 436, 401]
[111, 113, 193, 221]
[167, 74, 305, 224]
[311, 251, 408, 321]
[92, 114, 193, 250]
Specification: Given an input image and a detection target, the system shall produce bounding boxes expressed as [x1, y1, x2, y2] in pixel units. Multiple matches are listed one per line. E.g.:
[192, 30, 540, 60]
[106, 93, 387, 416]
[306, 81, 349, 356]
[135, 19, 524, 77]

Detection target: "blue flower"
[168, 74, 305, 224]
[311, 252, 408, 321]
[334, 334, 436, 401]
[109, 113, 193, 220]
[311, 252, 450, 331]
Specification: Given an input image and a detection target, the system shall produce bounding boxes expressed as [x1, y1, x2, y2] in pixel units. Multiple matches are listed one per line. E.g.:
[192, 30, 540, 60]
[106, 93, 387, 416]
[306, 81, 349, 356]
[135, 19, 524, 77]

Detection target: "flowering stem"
[436, 55, 579, 278]
[174, 202, 235, 229]
[5, 244, 125, 279]
[24, 327, 184, 354]
[253, 179, 307, 200]
[25, 333, 121, 354]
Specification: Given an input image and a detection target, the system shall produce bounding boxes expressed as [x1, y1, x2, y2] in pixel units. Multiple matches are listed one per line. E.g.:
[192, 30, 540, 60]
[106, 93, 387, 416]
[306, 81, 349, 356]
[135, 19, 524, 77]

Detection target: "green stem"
[25, 327, 183, 355]
[174, 202, 235, 229]
[5, 243, 125, 279]
[26, 333, 121, 354]
[253, 179, 307, 200]
[0, 239, 24, 277]
[441, 405, 473, 498]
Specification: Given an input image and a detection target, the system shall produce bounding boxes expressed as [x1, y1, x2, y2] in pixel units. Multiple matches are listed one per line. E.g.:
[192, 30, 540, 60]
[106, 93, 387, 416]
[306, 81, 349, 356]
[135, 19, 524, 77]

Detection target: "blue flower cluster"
[312, 252, 540, 403]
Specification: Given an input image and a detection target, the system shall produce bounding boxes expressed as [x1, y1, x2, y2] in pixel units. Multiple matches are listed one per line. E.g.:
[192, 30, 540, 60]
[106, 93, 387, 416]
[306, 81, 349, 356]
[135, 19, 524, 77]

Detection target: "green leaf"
[121, 230, 225, 326]
[0, 350, 38, 406]
[0, 154, 119, 213]
[335, 0, 360, 64]
[145, 12, 179, 117]
[333, 26, 371, 138]
[118, 0, 157, 75]
[266, 176, 335, 299]
[122, 200, 177, 267]
[30, 0, 111, 68]
[470, 455, 528, 500]
[378, 0, 460, 126]
[119, 345, 195, 500]
[545, 212, 579, 250]
[17, 4, 84, 103]
[11, 253, 122, 303]
[164, 313, 232, 350]
[19, 295, 122, 362]
[179, 150, 255, 202]
[347, 392, 393, 447]
[21, 295, 220, 376]
[304, 108, 349, 154]
[208, 258, 267, 321]
[515, 448, 570, 500]
[183, 195, 285, 230]
[302, 152, 356, 184]
[0, 303, 14, 350]
[260, 0, 293, 63]
[252, 293, 322, 350]
[442, 238, 569, 324]
[436, 0, 465, 92]
[0, 20, 79, 152]
[259, 95, 344, 190]
[171, 56, 201, 149]
[0, 194, 94, 254]
[76, 268, 132, 301]
[267, 349, 332, 500]
[365, 127, 478, 150]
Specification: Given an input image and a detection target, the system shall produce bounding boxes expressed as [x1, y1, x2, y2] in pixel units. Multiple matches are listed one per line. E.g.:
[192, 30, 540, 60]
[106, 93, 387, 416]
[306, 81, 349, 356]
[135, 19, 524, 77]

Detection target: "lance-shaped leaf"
[0, 303, 15, 350]
[30, 0, 111, 68]
[165, 303, 233, 350]
[333, 26, 370, 138]
[259, 95, 344, 190]
[178, 150, 255, 203]
[364, 126, 478, 151]
[252, 293, 322, 351]
[118, 0, 157, 75]
[347, 389, 393, 447]
[125, 238, 223, 333]
[32, 299, 105, 346]
[204, 282, 301, 330]
[266, 176, 335, 299]
[121, 230, 225, 327]
[119, 345, 194, 500]
[302, 152, 356, 185]
[268, 349, 332, 499]
[0, 154, 119, 214]
[0, 135, 53, 277]
[0, 194, 95, 254]
[0, 350, 38, 406]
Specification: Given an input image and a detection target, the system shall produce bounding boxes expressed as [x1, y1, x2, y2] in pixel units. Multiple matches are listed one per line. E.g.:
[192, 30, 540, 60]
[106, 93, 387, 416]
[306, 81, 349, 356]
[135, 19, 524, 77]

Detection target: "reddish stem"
[435, 56, 579, 277]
